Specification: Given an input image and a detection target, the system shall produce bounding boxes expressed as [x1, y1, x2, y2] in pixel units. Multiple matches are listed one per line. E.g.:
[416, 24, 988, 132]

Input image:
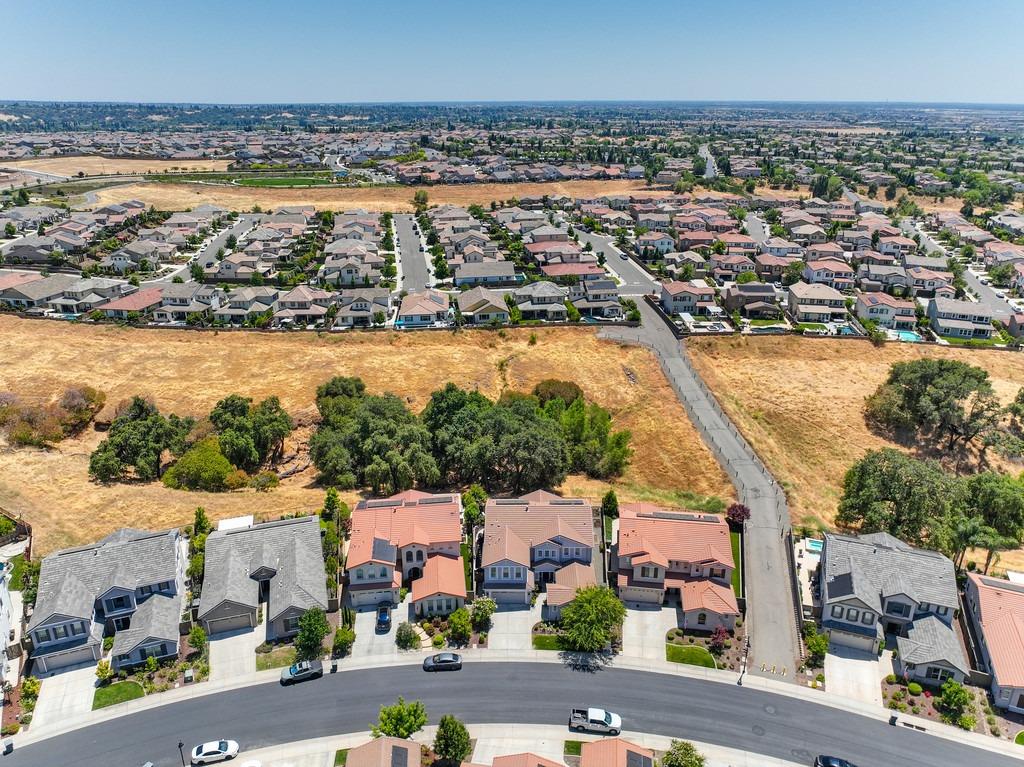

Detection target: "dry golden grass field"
[0, 317, 730, 554]
[4, 157, 233, 176]
[688, 335, 1024, 570]
[89, 179, 660, 213]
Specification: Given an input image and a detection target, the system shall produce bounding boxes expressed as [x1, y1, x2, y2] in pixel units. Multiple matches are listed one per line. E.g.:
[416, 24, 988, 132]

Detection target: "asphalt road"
[11, 662, 1011, 767]
[145, 215, 261, 285]
[699, 144, 718, 179]
[745, 212, 769, 244]
[573, 229, 658, 296]
[394, 213, 429, 291]
[899, 218, 1013, 323]
[604, 302, 801, 678]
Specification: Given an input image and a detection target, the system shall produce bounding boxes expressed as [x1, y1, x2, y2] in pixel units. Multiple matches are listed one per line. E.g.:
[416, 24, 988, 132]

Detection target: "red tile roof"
[968, 573, 1024, 687]
[411, 554, 467, 603]
[99, 287, 163, 311]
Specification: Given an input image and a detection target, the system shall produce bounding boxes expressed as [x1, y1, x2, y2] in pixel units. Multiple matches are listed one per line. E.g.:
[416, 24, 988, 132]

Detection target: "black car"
[422, 652, 463, 672]
[375, 602, 392, 633]
[814, 757, 857, 767]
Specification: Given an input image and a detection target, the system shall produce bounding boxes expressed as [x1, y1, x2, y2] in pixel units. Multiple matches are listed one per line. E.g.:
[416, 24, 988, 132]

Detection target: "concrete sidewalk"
[234, 724, 807, 767]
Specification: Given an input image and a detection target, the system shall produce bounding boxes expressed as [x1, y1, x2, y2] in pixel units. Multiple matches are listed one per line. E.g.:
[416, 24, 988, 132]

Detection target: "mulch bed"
[880, 676, 1024, 740]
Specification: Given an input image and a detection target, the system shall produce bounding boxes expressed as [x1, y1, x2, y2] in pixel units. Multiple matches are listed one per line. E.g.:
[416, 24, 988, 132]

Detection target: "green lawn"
[938, 334, 1002, 347]
[255, 645, 296, 671]
[730, 531, 743, 597]
[603, 515, 613, 543]
[7, 554, 26, 591]
[334, 749, 350, 765]
[749, 318, 785, 326]
[564, 741, 583, 756]
[665, 644, 716, 668]
[795, 322, 827, 332]
[236, 176, 333, 187]
[460, 542, 473, 592]
[93, 681, 144, 710]
[532, 634, 564, 651]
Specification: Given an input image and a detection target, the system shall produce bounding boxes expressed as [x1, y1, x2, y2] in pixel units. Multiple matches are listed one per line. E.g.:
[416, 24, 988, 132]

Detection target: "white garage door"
[828, 627, 877, 652]
[205, 613, 253, 635]
[38, 644, 97, 673]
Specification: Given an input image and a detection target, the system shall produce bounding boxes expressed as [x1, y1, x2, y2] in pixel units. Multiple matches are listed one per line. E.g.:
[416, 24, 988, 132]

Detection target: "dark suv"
[375, 602, 392, 633]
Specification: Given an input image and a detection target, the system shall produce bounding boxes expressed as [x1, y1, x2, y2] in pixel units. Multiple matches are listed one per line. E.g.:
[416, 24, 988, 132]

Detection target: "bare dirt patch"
[2, 156, 233, 177]
[687, 335, 1024, 568]
[0, 317, 729, 553]
[88, 179, 659, 213]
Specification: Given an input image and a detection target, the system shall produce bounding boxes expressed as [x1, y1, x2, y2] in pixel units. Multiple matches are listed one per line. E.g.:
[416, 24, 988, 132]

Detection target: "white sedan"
[191, 739, 239, 764]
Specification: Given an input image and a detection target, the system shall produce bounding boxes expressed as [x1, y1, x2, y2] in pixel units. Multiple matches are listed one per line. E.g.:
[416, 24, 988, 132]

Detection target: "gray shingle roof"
[822, 532, 958, 614]
[110, 592, 183, 657]
[198, 516, 327, 622]
[896, 615, 970, 675]
[29, 528, 180, 631]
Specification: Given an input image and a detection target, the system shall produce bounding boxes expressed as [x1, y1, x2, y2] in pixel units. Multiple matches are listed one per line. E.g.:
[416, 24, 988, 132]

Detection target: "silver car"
[279, 660, 323, 685]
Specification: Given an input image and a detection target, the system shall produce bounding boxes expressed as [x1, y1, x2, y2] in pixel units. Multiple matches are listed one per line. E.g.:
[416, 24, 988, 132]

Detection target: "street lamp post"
[178, 740, 186, 767]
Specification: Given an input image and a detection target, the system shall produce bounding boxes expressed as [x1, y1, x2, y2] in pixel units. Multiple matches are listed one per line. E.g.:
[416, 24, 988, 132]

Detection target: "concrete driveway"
[209, 627, 261, 681]
[32, 662, 97, 730]
[352, 601, 403, 659]
[825, 643, 883, 706]
[488, 601, 543, 651]
[621, 604, 681, 661]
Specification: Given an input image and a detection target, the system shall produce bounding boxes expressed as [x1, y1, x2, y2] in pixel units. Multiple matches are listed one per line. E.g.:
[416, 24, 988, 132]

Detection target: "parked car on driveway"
[423, 652, 462, 672]
[376, 602, 392, 633]
[190, 739, 239, 764]
[279, 660, 323, 685]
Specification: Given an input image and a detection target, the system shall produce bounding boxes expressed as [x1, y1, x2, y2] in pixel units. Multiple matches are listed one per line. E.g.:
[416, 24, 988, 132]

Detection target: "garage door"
[38, 644, 97, 673]
[828, 627, 877, 652]
[205, 613, 253, 635]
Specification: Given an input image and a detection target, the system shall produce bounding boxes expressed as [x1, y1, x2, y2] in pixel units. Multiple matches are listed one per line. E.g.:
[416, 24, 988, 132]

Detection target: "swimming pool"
[806, 538, 823, 553]
[896, 330, 923, 343]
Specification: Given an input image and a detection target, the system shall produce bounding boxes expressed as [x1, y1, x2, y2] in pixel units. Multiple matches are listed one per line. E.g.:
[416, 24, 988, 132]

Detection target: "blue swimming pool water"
[896, 330, 923, 342]
[807, 538, 823, 553]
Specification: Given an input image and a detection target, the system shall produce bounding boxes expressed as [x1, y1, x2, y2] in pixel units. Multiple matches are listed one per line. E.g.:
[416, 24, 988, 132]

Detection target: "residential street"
[7, 661, 1013, 767]
[394, 213, 430, 291]
[602, 300, 801, 679]
[145, 214, 259, 285]
[899, 218, 1013, 323]
[574, 229, 658, 296]
[745, 211, 769, 244]
[699, 144, 718, 179]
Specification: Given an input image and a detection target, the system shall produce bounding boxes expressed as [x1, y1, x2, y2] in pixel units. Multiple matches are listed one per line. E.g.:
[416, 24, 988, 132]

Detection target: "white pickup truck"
[568, 707, 622, 735]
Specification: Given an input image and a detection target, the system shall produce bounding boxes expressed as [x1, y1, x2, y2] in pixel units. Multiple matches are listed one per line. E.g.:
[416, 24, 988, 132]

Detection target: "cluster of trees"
[0, 385, 105, 447]
[311, 377, 631, 495]
[89, 393, 293, 492]
[837, 449, 1024, 572]
[865, 358, 1022, 457]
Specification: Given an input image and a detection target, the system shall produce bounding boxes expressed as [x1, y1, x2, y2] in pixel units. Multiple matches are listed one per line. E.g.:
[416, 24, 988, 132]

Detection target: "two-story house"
[614, 504, 738, 631]
[335, 288, 391, 327]
[819, 532, 968, 684]
[28, 528, 185, 673]
[346, 491, 463, 611]
[481, 490, 594, 606]
[928, 297, 994, 340]
[965, 574, 1024, 712]
[513, 281, 568, 321]
[854, 292, 916, 330]
[396, 289, 450, 328]
[661, 280, 717, 317]
[787, 281, 846, 323]
[802, 258, 855, 291]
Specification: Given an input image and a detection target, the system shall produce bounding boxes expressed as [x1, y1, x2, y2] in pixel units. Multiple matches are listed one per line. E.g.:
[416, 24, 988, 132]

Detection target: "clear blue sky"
[5, 0, 1024, 104]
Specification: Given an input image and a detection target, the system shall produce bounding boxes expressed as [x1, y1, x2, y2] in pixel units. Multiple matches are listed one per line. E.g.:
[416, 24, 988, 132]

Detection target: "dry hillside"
[0, 317, 730, 553]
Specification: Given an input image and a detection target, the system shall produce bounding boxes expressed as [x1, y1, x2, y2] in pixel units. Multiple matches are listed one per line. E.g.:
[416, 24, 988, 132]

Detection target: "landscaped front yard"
[255, 643, 296, 671]
[532, 633, 564, 651]
[665, 643, 716, 668]
[93, 681, 144, 710]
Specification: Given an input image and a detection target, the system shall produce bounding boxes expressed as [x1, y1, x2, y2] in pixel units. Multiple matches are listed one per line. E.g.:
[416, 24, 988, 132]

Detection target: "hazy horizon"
[6, 0, 1024, 105]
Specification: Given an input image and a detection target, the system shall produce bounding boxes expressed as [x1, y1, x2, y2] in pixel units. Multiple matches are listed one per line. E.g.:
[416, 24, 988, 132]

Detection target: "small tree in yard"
[189, 624, 207, 656]
[295, 608, 330, 661]
[447, 607, 472, 645]
[372, 696, 427, 738]
[333, 625, 356, 657]
[709, 626, 729, 656]
[145, 655, 159, 674]
[660, 739, 705, 767]
[396, 621, 419, 650]
[95, 659, 113, 684]
[560, 585, 626, 652]
[938, 679, 972, 723]
[601, 489, 619, 519]
[433, 714, 472, 763]
[321, 487, 341, 521]
[725, 503, 750, 529]
[470, 597, 497, 631]
[804, 627, 828, 667]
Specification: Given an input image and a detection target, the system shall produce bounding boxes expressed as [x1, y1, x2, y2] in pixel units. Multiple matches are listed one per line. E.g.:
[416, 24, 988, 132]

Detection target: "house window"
[53, 625, 68, 640]
[284, 616, 300, 633]
[445, 598, 453, 612]
[140, 585, 153, 596]
[356, 569, 364, 580]
[861, 612, 874, 625]
[416, 550, 424, 562]
[937, 606, 948, 616]
[380, 567, 387, 578]
[71, 622, 86, 635]
[406, 551, 413, 562]
[925, 666, 953, 683]
[35, 628, 51, 643]
[697, 613, 707, 625]
[831, 605, 844, 619]
[846, 608, 860, 622]
[885, 602, 910, 618]
[489, 567, 497, 579]
[502, 567, 510, 579]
